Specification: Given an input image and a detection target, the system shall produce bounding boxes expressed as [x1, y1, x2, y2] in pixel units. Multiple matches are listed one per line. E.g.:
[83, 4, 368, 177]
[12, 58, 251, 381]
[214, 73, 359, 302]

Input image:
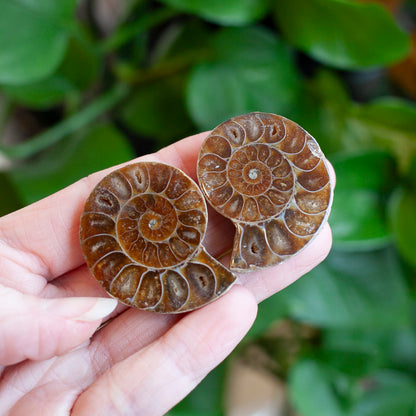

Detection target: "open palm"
[0, 132, 333, 415]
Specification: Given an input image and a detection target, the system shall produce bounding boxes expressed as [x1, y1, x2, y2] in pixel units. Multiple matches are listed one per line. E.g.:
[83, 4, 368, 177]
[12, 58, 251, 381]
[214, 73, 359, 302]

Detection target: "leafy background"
[1, 0, 416, 414]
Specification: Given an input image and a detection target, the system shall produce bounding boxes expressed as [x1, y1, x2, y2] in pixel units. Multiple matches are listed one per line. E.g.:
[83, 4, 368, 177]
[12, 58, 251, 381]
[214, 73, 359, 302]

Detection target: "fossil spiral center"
[228, 147, 273, 196]
[248, 169, 259, 180]
[242, 163, 267, 187]
[148, 215, 162, 230]
[116, 194, 181, 266]
[138, 196, 177, 242]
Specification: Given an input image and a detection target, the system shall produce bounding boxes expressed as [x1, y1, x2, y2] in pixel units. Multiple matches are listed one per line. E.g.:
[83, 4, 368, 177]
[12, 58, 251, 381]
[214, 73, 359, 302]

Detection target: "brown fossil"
[197, 112, 333, 272]
[79, 162, 236, 313]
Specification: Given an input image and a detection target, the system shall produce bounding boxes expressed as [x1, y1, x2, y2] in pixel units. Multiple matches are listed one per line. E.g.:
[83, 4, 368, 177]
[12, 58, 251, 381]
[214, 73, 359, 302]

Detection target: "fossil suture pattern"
[80, 162, 236, 313]
[197, 112, 333, 272]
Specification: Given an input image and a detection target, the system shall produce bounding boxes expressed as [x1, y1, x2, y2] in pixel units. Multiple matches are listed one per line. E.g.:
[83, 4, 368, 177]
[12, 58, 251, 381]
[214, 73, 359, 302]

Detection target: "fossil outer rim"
[79, 161, 237, 313]
[197, 112, 334, 273]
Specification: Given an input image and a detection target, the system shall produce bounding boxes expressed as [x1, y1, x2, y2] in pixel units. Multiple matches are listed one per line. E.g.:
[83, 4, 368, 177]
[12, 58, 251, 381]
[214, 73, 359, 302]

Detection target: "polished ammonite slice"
[79, 162, 236, 313]
[197, 112, 333, 272]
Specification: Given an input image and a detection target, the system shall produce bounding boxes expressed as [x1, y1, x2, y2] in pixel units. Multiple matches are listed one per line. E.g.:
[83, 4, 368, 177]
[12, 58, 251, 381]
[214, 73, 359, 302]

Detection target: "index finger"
[0, 132, 209, 280]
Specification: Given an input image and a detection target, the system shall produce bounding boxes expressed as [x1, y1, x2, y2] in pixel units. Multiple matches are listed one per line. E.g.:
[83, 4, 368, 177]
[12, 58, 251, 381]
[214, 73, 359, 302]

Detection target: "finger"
[88, 308, 181, 373]
[0, 310, 181, 415]
[1, 219, 330, 414]
[0, 132, 209, 282]
[72, 285, 257, 416]
[0, 286, 117, 365]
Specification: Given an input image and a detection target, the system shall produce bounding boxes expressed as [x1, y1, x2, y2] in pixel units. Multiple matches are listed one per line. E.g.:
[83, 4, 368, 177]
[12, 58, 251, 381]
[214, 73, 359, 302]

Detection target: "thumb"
[0, 287, 117, 366]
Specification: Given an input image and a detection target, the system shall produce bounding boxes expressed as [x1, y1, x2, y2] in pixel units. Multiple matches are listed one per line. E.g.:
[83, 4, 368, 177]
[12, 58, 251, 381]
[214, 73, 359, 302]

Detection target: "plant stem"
[99, 7, 178, 53]
[0, 83, 128, 159]
[116, 49, 211, 85]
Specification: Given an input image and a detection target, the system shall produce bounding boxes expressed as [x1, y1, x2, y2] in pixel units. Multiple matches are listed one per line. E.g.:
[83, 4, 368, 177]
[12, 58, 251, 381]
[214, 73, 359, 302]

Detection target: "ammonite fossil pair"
[80, 113, 333, 313]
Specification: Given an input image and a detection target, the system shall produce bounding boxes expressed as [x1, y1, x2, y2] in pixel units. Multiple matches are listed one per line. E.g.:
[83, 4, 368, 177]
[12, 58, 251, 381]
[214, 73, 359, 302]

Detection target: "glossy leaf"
[385, 325, 416, 374]
[58, 35, 100, 92]
[330, 151, 396, 250]
[289, 359, 344, 416]
[158, 0, 270, 25]
[0, 0, 77, 85]
[284, 248, 410, 329]
[324, 325, 416, 376]
[330, 189, 390, 250]
[1, 75, 76, 109]
[292, 70, 350, 156]
[274, 0, 410, 69]
[388, 187, 416, 268]
[349, 370, 416, 416]
[151, 20, 210, 64]
[317, 348, 379, 378]
[1, 34, 100, 109]
[245, 293, 289, 340]
[332, 151, 397, 192]
[9, 123, 134, 204]
[349, 98, 416, 171]
[120, 75, 194, 145]
[168, 364, 226, 416]
[187, 27, 301, 130]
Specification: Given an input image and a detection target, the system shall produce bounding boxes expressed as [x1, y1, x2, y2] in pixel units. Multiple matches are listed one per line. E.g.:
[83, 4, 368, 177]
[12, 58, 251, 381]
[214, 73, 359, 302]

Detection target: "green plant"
[1, 0, 416, 414]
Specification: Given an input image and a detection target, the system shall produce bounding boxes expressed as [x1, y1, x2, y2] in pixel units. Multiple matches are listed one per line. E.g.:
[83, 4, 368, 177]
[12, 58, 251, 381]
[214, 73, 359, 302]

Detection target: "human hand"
[0, 132, 334, 415]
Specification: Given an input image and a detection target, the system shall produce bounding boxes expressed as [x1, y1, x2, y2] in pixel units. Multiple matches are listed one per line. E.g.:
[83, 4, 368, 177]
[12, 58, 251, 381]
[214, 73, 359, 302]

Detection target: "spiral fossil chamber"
[197, 112, 333, 272]
[79, 162, 236, 313]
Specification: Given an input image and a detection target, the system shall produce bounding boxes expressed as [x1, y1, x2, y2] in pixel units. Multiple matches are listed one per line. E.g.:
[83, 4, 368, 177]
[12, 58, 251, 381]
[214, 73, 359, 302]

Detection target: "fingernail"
[74, 298, 118, 322]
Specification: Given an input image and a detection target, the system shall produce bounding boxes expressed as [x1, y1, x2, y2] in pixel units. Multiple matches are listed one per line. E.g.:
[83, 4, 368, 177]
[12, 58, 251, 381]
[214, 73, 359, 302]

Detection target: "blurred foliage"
[1, 0, 416, 414]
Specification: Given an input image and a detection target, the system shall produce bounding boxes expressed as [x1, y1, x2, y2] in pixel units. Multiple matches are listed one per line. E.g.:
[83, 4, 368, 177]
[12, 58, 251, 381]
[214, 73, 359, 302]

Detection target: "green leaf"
[120, 74, 194, 146]
[8, 123, 134, 204]
[0, 0, 77, 85]
[0, 173, 22, 216]
[349, 98, 416, 172]
[158, 0, 270, 25]
[332, 151, 397, 193]
[169, 364, 226, 416]
[58, 33, 100, 92]
[150, 20, 210, 65]
[1, 33, 100, 109]
[329, 151, 396, 250]
[292, 70, 351, 156]
[274, 0, 410, 69]
[187, 26, 301, 130]
[324, 325, 416, 377]
[1, 75, 76, 109]
[388, 187, 416, 268]
[289, 359, 344, 416]
[350, 370, 416, 416]
[318, 348, 379, 378]
[386, 325, 416, 374]
[284, 248, 410, 329]
[245, 292, 289, 340]
[330, 190, 390, 250]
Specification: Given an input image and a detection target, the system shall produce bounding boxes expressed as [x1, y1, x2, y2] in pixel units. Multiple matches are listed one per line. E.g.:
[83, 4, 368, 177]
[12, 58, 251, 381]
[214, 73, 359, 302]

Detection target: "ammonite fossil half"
[197, 112, 333, 272]
[79, 162, 236, 313]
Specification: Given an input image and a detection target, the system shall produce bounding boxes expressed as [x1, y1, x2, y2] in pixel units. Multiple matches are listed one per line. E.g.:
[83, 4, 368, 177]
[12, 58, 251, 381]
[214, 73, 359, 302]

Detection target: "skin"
[0, 132, 335, 415]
